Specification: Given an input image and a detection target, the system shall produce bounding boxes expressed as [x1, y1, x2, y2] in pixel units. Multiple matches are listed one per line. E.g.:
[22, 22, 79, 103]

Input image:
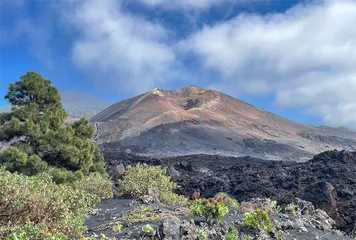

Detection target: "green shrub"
[120, 206, 160, 223]
[190, 194, 229, 221]
[112, 223, 123, 233]
[197, 230, 208, 240]
[0, 168, 98, 239]
[242, 208, 273, 232]
[241, 234, 253, 240]
[142, 224, 155, 235]
[262, 198, 280, 214]
[118, 163, 187, 206]
[216, 192, 239, 209]
[73, 172, 113, 199]
[224, 227, 238, 240]
[282, 203, 300, 216]
[159, 190, 188, 207]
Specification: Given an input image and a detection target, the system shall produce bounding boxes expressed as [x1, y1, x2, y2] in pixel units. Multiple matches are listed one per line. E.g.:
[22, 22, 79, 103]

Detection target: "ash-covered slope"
[92, 86, 356, 161]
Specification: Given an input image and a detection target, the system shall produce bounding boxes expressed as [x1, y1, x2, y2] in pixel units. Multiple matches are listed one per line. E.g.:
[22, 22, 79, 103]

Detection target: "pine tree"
[0, 72, 106, 183]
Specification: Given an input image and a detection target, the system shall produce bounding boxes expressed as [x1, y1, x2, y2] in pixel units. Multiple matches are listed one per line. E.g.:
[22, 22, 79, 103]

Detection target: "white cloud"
[10, 0, 353, 128]
[136, 0, 232, 10]
[68, 0, 177, 93]
[183, 0, 356, 128]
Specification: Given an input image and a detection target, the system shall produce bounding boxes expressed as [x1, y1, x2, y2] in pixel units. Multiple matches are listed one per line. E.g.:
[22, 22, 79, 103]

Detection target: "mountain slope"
[92, 86, 356, 161]
[0, 90, 111, 119]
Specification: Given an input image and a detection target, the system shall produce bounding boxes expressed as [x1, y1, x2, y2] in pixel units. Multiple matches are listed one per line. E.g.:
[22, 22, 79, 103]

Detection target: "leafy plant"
[264, 198, 280, 213]
[190, 194, 229, 221]
[118, 163, 187, 206]
[3, 232, 30, 240]
[241, 234, 253, 240]
[216, 192, 239, 209]
[112, 223, 123, 233]
[142, 224, 155, 235]
[224, 227, 238, 240]
[100, 233, 109, 239]
[0, 168, 98, 239]
[120, 206, 160, 223]
[73, 172, 113, 199]
[282, 203, 300, 216]
[242, 208, 273, 232]
[197, 230, 208, 240]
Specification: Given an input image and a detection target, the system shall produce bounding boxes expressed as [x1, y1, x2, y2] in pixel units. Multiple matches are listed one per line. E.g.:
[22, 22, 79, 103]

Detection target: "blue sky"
[0, 0, 355, 128]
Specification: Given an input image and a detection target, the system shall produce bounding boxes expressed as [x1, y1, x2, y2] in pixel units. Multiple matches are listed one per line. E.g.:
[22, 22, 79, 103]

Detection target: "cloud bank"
[135, 0, 232, 10]
[68, 0, 178, 93]
[183, 0, 356, 127]
[2, 0, 356, 128]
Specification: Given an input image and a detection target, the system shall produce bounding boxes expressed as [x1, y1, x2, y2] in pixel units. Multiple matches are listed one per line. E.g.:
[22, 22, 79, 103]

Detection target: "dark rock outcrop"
[182, 99, 202, 110]
[302, 181, 345, 228]
[104, 150, 356, 233]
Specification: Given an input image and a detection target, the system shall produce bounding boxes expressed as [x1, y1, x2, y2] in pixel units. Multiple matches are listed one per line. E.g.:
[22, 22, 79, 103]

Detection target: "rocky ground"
[104, 150, 356, 235]
[85, 197, 352, 239]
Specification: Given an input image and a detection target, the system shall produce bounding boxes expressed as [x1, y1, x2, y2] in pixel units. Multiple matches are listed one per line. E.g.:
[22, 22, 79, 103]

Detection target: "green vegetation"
[118, 163, 187, 206]
[0, 168, 98, 240]
[216, 192, 239, 209]
[73, 172, 113, 199]
[190, 194, 229, 221]
[197, 230, 208, 240]
[282, 203, 300, 216]
[121, 206, 160, 223]
[142, 224, 155, 235]
[0, 72, 107, 183]
[241, 234, 253, 240]
[112, 223, 123, 233]
[0, 72, 112, 239]
[242, 208, 273, 232]
[223, 227, 238, 240]
[263, 199, 280, 214]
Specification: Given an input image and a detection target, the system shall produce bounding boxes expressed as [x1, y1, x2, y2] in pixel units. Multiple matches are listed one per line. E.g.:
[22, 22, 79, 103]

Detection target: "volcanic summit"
[91, 86, 356, 161]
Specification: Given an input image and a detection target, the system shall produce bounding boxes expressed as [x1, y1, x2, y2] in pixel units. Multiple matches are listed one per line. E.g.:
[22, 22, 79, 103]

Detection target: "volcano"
[91, 86, 356, 161]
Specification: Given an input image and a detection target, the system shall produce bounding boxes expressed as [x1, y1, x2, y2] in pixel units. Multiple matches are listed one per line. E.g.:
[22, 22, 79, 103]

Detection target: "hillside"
[92, 86, 356, 161]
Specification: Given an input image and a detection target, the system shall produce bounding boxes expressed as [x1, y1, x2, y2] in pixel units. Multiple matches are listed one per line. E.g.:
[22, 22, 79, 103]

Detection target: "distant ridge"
[60, 90, 111, 118]
[0, 90, 111, 119]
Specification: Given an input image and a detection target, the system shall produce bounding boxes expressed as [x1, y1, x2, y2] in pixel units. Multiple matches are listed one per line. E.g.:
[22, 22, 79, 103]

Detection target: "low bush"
[118, 163, 187, 206]
[142, 224, 155, 235]
[120, 206, 160, 223]
[263, 198, 280, 214]
[223, 227, 238, 240]
[190, 194, 229, 221]
[0, 168, 98, 239]
[159, 190, 188, 207]
[242, 208, 273, 232]
[282, 203, 300, 216]
[216, 192, 239, 209]
[239, 199, 279, 215]
[73, 172, 113, 199]
[197, 230, 208, 240]
[112, 223, 123, 233]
